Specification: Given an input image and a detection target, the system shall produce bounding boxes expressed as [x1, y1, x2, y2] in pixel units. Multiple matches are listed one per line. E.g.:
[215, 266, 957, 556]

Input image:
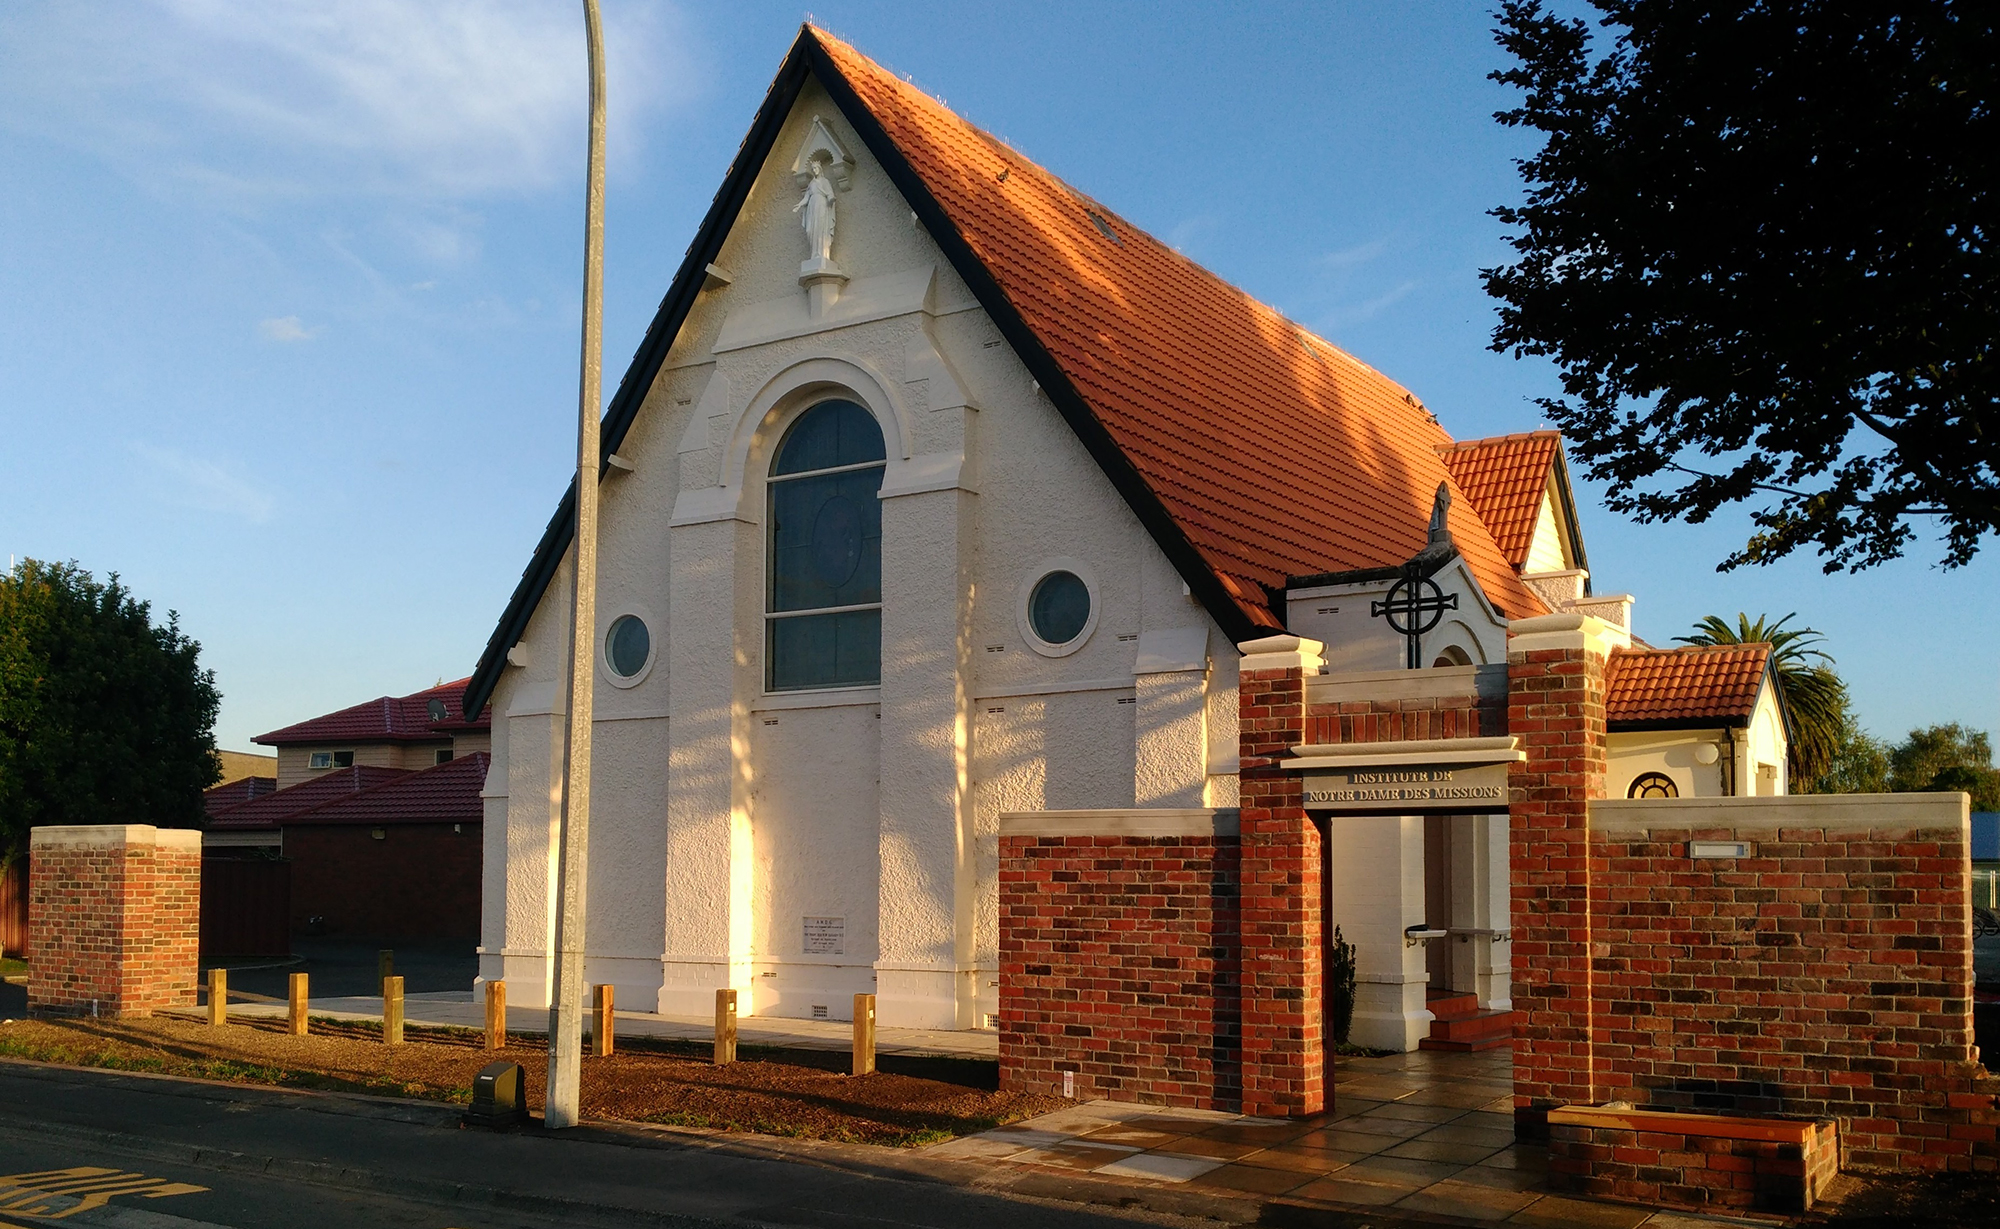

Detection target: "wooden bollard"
[593, 984, 614, 1057]
[382, 975, 404, 1046]
[852, 993, 876, 1076]
[377, 949, 394, 983]
[207, 968, 227, 1027]
[714, 988, 737, 1065]
[288, 972, 309, 1036]
[484, 980, 506, 1051]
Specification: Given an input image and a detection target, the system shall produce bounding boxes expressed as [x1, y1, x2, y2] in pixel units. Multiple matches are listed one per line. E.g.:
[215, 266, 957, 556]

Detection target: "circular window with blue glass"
[1018, 559, 1098, 656]
[603, 612, 654, 686]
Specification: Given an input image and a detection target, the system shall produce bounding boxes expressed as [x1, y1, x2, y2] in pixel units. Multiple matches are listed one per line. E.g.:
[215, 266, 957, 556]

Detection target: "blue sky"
[1, 1, 1991, 754]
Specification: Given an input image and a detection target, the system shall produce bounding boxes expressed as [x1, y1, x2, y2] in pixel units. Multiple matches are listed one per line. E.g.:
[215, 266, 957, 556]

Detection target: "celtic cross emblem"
[1372, 566, 1459, 669]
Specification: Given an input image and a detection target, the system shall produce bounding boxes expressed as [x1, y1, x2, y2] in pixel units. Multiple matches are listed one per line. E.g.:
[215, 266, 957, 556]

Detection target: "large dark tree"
[1486, 1, 1999, 571]
[0, 559, 220, 864]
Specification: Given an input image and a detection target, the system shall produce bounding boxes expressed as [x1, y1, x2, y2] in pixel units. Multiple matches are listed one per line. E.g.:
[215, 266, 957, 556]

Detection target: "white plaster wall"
[484, 77, 1231, 1030]
[748, 698, 881, 1016]
[1606, 730, 1730, 799]
[1327, 814, 1432, 1051]
[1747, 681, 1788, 795]
[1288, 558, 1508, 673]
[1524, 490, 1571, 574]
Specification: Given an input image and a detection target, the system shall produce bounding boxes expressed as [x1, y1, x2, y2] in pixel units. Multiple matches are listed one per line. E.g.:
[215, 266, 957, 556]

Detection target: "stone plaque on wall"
[1302, 761, 1510, 812]
[802, 915, 845, 955]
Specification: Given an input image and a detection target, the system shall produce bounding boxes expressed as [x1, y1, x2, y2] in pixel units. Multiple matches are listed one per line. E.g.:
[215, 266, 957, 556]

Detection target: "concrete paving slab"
[1393, 1177, 1542, 1221]
[1505, 1194, 1653, 1228]
[1091, 1152, 1223, 1184]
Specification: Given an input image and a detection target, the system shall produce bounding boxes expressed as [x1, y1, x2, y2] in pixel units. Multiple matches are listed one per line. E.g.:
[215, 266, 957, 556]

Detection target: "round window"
[606, 615, 651, 678]
[1028, 571, 1091, 646]
[1628, 772, 1678, 799]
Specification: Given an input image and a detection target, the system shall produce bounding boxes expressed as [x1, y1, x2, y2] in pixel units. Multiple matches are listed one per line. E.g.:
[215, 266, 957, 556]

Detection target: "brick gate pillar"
[27, 824, 202, 1017]
[1506, 614, 1615, 1134]
[1237, 634, 1325, 1117]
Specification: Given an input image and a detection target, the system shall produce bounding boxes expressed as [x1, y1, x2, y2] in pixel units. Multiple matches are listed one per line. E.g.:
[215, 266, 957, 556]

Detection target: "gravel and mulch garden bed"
[0, 1014, 1064, 1147]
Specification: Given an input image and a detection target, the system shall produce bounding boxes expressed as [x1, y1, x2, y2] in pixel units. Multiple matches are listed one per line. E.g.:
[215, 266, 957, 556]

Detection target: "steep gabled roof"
[1439, 432, 1571, 570]
[463, 26, 1546, 715]
[205, 766, 410, 831]
[255, 679, 489, 747]
[288, 753, 489, 828]
[1605, 644, 1774, 729]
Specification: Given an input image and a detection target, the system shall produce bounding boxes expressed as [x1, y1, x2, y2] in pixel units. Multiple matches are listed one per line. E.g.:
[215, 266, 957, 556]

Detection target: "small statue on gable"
[794, 154, 837, 265]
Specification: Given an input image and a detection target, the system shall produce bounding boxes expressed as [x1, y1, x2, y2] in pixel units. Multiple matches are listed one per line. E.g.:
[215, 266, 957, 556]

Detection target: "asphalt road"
[0, 1063, 1240, 1229]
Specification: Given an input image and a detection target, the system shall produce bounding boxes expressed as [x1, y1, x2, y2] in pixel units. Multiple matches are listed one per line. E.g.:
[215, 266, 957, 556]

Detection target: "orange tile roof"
[462, 27, 1562, 714]
[1439, 432, 1562, 569]
[811, 28, 1545, 629]
[1605, 644, 1773, 727]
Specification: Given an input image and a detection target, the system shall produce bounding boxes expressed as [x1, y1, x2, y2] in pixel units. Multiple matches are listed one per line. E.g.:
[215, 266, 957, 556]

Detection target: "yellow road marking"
[0, 1167, 207, 1219]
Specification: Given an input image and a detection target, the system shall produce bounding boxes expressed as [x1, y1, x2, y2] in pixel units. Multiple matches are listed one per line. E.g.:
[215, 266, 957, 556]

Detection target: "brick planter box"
[1549, 1105, 1838, 1213]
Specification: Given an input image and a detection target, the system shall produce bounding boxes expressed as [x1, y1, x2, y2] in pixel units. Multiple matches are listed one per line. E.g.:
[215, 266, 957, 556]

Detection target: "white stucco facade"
[477, 85, 1238, 1030]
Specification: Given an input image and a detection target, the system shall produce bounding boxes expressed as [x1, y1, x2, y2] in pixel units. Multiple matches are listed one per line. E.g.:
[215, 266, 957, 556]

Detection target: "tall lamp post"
[546, 0, 606, 1131]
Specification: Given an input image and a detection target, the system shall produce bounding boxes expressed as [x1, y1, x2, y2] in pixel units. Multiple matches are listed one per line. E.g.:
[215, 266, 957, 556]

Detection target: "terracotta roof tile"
[1605, 644, 1772, 727]
[287, 753, 489, 828]
[206, 766, 409, 831]
[1439, 432, 1562, 569]
[811, 29, 1547, 626]
[255, 679, 490, 747]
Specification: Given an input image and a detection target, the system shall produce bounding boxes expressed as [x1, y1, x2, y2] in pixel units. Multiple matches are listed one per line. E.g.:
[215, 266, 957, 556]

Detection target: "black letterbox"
[463, 1060, 529, 1130]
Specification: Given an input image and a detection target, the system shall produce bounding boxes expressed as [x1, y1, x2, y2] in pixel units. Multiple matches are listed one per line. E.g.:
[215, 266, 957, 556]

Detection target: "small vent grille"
[811, 1004, 829, 1021]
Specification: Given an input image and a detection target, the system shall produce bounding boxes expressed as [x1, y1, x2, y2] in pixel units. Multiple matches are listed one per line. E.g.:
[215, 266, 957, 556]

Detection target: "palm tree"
[1675, 613, 1847, 791]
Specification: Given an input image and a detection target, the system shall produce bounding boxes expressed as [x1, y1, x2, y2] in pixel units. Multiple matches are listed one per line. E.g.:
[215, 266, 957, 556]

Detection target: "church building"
[463, 27, 1788, 1045]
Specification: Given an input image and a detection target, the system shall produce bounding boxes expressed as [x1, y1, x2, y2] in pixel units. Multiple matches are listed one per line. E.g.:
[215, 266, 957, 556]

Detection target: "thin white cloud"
[128, 442, 276, 522]
[1320, 238, 1391, 269]
[0, 1, 695, 205]
[258, 315, 319, 342]
[1319, 280, 1421, 330]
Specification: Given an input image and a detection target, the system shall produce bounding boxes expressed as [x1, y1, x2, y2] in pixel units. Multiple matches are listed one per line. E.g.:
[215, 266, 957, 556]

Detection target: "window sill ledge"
[752, 686, 882, 713]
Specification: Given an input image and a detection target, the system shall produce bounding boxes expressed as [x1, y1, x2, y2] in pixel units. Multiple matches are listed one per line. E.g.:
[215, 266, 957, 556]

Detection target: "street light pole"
[545, 0, 606, 1131]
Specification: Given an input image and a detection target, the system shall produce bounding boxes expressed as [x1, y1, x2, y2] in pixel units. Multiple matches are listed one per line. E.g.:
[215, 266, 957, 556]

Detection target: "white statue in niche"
[794, 155, 836, 264]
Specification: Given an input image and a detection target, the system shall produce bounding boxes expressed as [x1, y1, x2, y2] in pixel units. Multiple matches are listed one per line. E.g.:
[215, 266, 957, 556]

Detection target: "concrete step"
[1419, 1007, 1515, 1052]
[1424, 989, 1481, 1022]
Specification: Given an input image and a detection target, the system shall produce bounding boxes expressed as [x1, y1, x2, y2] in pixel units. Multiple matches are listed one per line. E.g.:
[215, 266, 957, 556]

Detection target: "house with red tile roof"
[463, 27, 1784, 1035]
[254, 678, 490, 788]
[1605, 643, 1788, 798]
[199, 684, 495, 942]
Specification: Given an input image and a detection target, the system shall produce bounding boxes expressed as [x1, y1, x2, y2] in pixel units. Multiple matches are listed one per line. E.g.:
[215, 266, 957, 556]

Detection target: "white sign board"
[1302, 761, 1510, 812]
[802, 915, 845, 955]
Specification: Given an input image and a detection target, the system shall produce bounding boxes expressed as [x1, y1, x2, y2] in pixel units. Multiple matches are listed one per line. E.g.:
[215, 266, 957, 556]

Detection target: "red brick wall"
[1589, 819, 2000, 1172]
[1508, 637, 1610, 1125]
[1303, 692, 1505, 746]
[1239, 656, 1325, 1117]
[1550, 1109, 1839, 1212]
[998, 833, 1240, 1108]
[27, 827, 200, 1017]
[285, 823, 480, 941]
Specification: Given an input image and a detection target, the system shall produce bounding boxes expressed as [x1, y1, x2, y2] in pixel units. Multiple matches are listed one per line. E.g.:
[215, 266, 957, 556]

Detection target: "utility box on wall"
[28, 825, 202, 1017]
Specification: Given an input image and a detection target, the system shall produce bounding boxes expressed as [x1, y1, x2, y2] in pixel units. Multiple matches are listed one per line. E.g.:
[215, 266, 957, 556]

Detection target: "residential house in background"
[201, 679, 491, 943]
[254, 679, 491, 788]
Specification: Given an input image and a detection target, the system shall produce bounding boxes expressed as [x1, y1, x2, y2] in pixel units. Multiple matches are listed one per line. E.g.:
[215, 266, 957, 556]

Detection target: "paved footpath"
[0, 1056, 1798, 1229]
[0, 1060, 1245, 1229]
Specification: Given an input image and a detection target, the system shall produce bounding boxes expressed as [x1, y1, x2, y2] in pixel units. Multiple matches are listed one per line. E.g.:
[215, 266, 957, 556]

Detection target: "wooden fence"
[200, 858, 292, 957]
[1, 859, 24, 957]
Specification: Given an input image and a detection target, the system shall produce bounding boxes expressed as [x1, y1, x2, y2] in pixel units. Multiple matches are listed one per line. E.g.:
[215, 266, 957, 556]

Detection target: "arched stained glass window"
[766, 400, 885, 691]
